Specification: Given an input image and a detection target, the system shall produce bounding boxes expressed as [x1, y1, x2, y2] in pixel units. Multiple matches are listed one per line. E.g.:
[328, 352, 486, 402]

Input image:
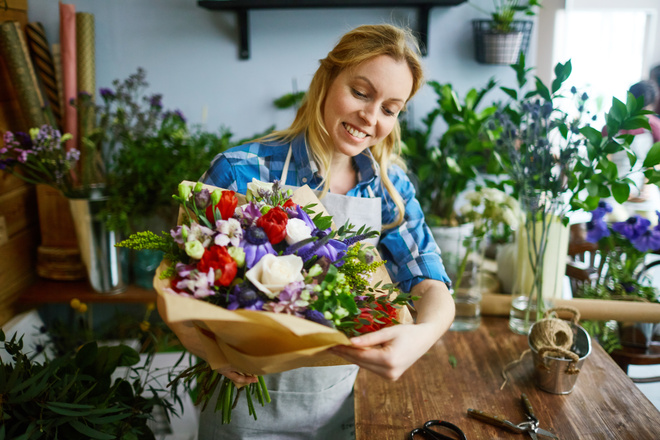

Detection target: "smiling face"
[322, 55, 414, 158]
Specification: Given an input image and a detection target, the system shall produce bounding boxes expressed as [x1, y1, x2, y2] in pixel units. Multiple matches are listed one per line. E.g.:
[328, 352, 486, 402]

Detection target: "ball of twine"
[529, 317, 573, 353]
[530, 306, 581, 374]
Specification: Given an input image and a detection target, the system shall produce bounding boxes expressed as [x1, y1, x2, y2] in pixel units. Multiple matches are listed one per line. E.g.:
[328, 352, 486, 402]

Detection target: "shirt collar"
[291, 133, 380, 187]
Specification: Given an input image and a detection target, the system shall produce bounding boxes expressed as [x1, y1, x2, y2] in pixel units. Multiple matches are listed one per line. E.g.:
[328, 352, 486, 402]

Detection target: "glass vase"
[450, 235, 485, 331]
[509, 193, 570, 334]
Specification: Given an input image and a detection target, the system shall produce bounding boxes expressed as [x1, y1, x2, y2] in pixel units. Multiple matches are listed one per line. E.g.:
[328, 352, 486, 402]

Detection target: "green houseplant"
[490, 54, 660, 333]
[471, 0, 543, 64]
[0, 330, 177, 439]
[401, 79, 501, 227]
[401, 80, 503, 284]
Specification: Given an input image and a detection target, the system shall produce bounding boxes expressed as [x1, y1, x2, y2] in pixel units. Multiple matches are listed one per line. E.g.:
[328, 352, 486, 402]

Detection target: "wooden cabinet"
[0, 0, 38, 327]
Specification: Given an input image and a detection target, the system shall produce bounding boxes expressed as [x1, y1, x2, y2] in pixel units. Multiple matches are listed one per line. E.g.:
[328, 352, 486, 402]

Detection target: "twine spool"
[531, 306, 582, 374]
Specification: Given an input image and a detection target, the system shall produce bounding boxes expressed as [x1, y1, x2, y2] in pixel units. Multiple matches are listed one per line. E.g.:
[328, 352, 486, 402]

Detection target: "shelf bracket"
[238, 9, 250, 60]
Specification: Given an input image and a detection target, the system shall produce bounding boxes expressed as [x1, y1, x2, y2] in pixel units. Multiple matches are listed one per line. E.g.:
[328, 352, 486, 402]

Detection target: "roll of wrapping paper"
[59, 2, 77, 152]
[0, 21, 47, 128]
[481, 293, 660, 323]
[25, 22, 63, 130]
[75, 13, 95, 96]
[75, 12, 97, 186]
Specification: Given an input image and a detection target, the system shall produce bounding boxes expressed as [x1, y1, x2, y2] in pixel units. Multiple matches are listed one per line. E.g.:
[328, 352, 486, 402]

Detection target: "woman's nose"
[359, 105, 377, 126]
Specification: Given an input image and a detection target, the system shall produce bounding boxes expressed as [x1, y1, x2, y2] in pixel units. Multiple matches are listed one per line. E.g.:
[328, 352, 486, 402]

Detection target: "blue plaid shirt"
[203, 133, 450, 292]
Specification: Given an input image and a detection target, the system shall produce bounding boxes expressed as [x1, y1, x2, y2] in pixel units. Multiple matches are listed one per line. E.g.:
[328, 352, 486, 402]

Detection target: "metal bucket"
[68, 186, 127, 294]
[528, 322, 591, 394]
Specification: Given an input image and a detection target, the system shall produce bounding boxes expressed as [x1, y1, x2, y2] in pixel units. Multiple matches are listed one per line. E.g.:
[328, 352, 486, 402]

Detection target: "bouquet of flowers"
[0, 125, 80, 197]
[117, 179, 414, 423]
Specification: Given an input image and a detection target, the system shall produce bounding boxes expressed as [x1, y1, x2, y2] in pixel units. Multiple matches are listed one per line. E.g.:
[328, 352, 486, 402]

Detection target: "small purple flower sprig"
[583, 201, 660, 301]
[0, 125, 80, 197]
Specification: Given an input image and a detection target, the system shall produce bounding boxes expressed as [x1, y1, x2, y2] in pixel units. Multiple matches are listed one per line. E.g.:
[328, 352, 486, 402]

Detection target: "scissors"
[409, 420, 467, 440]
[467, 394, 559, 439]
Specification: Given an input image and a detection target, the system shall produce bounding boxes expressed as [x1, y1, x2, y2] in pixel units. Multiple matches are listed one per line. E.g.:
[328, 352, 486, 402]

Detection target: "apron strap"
[281, 144, 293, 183]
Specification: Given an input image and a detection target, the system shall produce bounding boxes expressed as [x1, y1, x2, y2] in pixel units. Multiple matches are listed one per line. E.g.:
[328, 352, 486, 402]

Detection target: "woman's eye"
[382, 106, 396, 116]
[352, 88, 367, 99]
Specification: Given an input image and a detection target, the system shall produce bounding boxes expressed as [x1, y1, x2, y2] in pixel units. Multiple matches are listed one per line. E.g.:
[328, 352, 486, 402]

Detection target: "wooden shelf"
[198, 0, 467, 59]
[18, 278, 157, 306]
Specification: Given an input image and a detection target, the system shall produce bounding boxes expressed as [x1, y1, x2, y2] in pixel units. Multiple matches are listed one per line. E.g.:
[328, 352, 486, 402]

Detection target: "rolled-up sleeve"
[377, 166, 450, 293]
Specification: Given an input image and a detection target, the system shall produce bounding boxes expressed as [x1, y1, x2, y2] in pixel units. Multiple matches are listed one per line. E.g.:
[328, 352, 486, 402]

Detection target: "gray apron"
[199, 146, 382, 440]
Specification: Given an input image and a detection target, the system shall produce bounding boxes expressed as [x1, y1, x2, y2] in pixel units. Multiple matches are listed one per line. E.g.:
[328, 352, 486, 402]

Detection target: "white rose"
[285, 218, 312, 245]
[245, 254, 304, 299]
[185, 240, 205, 260]
[246, 179, 274, 201]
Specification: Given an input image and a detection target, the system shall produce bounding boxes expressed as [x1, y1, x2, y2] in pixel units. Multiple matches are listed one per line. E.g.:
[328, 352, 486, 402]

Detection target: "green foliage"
[338, 243, 386, 292]
[0, 331, 176, 439]
[401, 79, 502, 225]
[491, 54, 659, 213]
[471, 0, 543, 33]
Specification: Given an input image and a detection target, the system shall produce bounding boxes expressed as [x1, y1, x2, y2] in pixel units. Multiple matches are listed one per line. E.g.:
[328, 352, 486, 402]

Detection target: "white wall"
[28, 0, 528, 140]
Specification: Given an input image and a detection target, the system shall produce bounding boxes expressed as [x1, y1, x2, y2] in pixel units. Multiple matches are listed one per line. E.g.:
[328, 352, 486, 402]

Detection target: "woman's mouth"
[343, 123, 368, 139]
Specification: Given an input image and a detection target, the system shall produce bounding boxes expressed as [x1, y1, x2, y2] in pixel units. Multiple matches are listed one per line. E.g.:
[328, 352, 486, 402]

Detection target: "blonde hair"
[259, 24, 424, 229]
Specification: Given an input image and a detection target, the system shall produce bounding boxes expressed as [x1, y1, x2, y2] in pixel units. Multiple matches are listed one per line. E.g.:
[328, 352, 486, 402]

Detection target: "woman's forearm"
[411, 278, 455, 340]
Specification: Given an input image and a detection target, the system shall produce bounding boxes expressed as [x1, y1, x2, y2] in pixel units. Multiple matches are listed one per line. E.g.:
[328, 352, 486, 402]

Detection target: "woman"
[200, 24, 455, 439]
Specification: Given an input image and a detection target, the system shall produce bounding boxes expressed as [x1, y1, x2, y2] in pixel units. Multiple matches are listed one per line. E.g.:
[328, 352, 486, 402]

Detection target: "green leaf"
[620, 116, 651, 131]
[69, 420, 116, 440]
[75, 341, 98, 368]
[612, 182, 630, 204]
[448, 355, 457, 368]
[580, 126, 602, 147]
[500, 87, 517, 100]
[642, 142, 660, 169]
[534, 76, 551, 101]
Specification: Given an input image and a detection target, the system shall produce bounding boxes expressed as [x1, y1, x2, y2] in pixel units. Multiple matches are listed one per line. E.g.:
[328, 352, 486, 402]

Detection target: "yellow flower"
[70, 298, 81, 310]
[139, 321, 150, 332]
[77, 303, 88, 313]
[146, 302, 156, 312]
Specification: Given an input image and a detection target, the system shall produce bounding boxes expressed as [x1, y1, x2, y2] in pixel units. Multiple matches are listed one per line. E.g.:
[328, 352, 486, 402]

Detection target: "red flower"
[283, 198, 297, 209]
[256, 206, 288, 244]
[355, 302, 397, 334]
[197, 245, 237, 286]
[206, 190, 238, 223]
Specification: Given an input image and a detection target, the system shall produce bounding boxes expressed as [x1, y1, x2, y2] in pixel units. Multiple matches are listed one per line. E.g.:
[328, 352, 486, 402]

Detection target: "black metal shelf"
[198, 0, 467, 59]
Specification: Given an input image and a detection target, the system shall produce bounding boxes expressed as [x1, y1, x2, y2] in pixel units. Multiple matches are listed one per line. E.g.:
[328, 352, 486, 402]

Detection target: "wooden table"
[354, 316, 660, 439]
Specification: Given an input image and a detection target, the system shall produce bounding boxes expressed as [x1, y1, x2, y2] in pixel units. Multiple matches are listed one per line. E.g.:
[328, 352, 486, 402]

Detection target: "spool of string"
[500, 306, 581, 389]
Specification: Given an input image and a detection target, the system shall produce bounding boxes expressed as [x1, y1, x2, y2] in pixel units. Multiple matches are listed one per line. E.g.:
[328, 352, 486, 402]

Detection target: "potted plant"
[0, 329, 177, 439]
[577, 202, 660, 351]
[490, 54, 660, 333]
[401, 79, 502, 281]
[471, 0, 542, 64]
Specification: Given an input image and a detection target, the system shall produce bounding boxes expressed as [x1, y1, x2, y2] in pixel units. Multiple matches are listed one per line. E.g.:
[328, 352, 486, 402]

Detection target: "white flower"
[285, 218, 312, 245]
[186, 223, 214, 247]
[246, 179, 274, 202]
[215, 218, 243, 247]
[185, 240, 205, 260]
[245, 254, 304, 299]
[482, 187, 507, 204]
[501, 207, 519, 228]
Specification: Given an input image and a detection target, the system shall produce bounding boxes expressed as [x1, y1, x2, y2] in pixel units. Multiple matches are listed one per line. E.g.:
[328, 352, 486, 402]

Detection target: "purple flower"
[297, 230, 348, 263]
[586, 216, 610, 242]
[631, 228, 660, 252]
[592, 201, 613, 220]
[612, 216, 651, 241]
[238, 202, 264, 227]
[241, 225, 276, 268]
[262, 281, 308, 316]
[99, 88, 115, 100]
[149, 94, 163, 108]
[304, 309, 333, 327]
[226, 282, 264, 311]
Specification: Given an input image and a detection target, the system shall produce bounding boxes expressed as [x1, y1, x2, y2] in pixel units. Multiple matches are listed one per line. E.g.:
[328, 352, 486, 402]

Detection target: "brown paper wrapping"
[155, 181, 412, 375]
[482, 293, 660, 323]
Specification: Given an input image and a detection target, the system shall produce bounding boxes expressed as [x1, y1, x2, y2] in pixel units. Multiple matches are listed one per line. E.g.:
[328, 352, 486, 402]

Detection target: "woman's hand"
[217, 366, 259, 386]
[330, 279, 454, 380]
